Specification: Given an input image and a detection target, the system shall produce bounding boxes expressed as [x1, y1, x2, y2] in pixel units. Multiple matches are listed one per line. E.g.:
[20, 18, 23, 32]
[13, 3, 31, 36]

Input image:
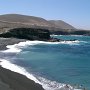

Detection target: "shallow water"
[1, 35, 90, 90]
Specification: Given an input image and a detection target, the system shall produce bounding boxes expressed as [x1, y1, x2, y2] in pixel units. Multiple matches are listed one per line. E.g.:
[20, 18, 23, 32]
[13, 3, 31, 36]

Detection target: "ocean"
[0, 35, 90, 90]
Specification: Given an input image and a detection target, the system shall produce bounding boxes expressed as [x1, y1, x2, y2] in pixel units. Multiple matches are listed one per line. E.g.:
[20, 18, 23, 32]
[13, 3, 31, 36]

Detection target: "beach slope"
[0, 38, 44, 90]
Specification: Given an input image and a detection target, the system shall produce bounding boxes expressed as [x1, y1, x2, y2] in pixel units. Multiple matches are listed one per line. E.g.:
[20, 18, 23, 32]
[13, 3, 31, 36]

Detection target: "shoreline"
[0, 66, 44, 90]
[0, 38, 44, 90]
[0, 37, 84, 90]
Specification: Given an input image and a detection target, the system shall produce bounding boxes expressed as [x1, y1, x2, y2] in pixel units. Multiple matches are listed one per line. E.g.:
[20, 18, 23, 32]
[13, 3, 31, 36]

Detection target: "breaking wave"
[0, 40, 83, 90]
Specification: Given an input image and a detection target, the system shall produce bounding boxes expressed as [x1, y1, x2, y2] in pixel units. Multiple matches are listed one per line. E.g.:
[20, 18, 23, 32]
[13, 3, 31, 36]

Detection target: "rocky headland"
[0, 27, 50, 41]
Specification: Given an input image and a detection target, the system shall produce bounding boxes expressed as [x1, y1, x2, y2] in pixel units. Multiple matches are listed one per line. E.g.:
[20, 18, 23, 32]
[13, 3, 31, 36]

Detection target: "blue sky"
[0, 0, 90, 29]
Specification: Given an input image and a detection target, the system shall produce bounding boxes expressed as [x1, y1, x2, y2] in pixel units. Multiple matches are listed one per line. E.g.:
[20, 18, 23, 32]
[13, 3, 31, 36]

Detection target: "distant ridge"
[49, 20, 75, 29]
[0, 14, 90, 36]
[0, 14, 54, 28]
[0, 14, 75, 29]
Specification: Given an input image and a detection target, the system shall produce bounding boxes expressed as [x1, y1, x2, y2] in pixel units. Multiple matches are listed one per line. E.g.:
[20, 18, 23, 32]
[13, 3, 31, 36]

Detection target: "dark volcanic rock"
[0, 28, 50, 41]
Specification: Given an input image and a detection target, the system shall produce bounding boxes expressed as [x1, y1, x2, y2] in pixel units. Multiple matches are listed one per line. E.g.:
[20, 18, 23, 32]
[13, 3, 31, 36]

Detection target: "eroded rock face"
[0, 28, 50, 40]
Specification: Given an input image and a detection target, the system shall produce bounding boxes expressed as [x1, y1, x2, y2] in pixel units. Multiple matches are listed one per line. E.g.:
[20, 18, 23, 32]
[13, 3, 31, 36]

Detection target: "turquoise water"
[3, 35, 90, 90]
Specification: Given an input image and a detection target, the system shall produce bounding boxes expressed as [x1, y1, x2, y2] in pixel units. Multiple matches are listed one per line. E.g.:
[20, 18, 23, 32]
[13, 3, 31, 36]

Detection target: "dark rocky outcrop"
[0, 28, 50, 41]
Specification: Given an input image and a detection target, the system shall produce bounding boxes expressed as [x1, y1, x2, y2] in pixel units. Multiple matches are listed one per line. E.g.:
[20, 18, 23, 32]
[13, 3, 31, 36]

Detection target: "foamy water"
[2, 40, 80, 53]
[0, 40, 83, 90]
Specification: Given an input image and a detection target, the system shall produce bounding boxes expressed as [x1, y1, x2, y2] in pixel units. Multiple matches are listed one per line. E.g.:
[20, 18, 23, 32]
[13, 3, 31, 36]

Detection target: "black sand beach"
[0, 38, 44, 90]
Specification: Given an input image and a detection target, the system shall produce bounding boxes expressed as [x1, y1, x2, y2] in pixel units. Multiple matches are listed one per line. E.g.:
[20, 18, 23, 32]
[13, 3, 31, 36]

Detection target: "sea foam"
[2, 40, 80, 53]
[0, 40, 82, 90]
[0, 59, 81, 90]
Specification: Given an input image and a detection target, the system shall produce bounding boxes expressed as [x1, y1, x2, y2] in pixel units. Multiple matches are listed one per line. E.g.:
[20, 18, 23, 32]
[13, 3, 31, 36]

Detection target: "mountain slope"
[0, 14, 76, 30]
[0, 14, 54, 27]
[0, 14, 90, 36]
[49, 20, 75, 29]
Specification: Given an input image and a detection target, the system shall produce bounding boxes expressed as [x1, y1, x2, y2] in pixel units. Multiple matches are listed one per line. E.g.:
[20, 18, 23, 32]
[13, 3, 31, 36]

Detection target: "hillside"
[0, 14, 90, 36]
[0, 14, 75, 30]
[49, 20, 75, 29]
[0, 14, 55, 28]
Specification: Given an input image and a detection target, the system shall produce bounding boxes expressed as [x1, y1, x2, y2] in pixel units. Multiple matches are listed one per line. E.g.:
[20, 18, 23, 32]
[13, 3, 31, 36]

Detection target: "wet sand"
[0, 38, 44, 90]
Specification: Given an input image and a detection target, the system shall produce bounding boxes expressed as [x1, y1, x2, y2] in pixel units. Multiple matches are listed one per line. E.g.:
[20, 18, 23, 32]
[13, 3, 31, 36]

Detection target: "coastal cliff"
[0, 28, 50, 40]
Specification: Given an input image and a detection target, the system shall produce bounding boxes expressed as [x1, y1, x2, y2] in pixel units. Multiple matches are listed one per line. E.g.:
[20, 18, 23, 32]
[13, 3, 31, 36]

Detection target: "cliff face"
[0, 28, 50, 40]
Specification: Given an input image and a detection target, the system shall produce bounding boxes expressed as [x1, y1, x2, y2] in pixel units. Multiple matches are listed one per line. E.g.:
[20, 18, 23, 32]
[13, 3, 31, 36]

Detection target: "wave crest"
[0, 40, 83, 90]
[1, 40, 81, 53]
[0, 59, 82, 90]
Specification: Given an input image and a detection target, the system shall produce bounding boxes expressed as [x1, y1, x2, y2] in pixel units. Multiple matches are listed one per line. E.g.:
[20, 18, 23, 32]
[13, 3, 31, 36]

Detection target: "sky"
[0, 0, 90, 29]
